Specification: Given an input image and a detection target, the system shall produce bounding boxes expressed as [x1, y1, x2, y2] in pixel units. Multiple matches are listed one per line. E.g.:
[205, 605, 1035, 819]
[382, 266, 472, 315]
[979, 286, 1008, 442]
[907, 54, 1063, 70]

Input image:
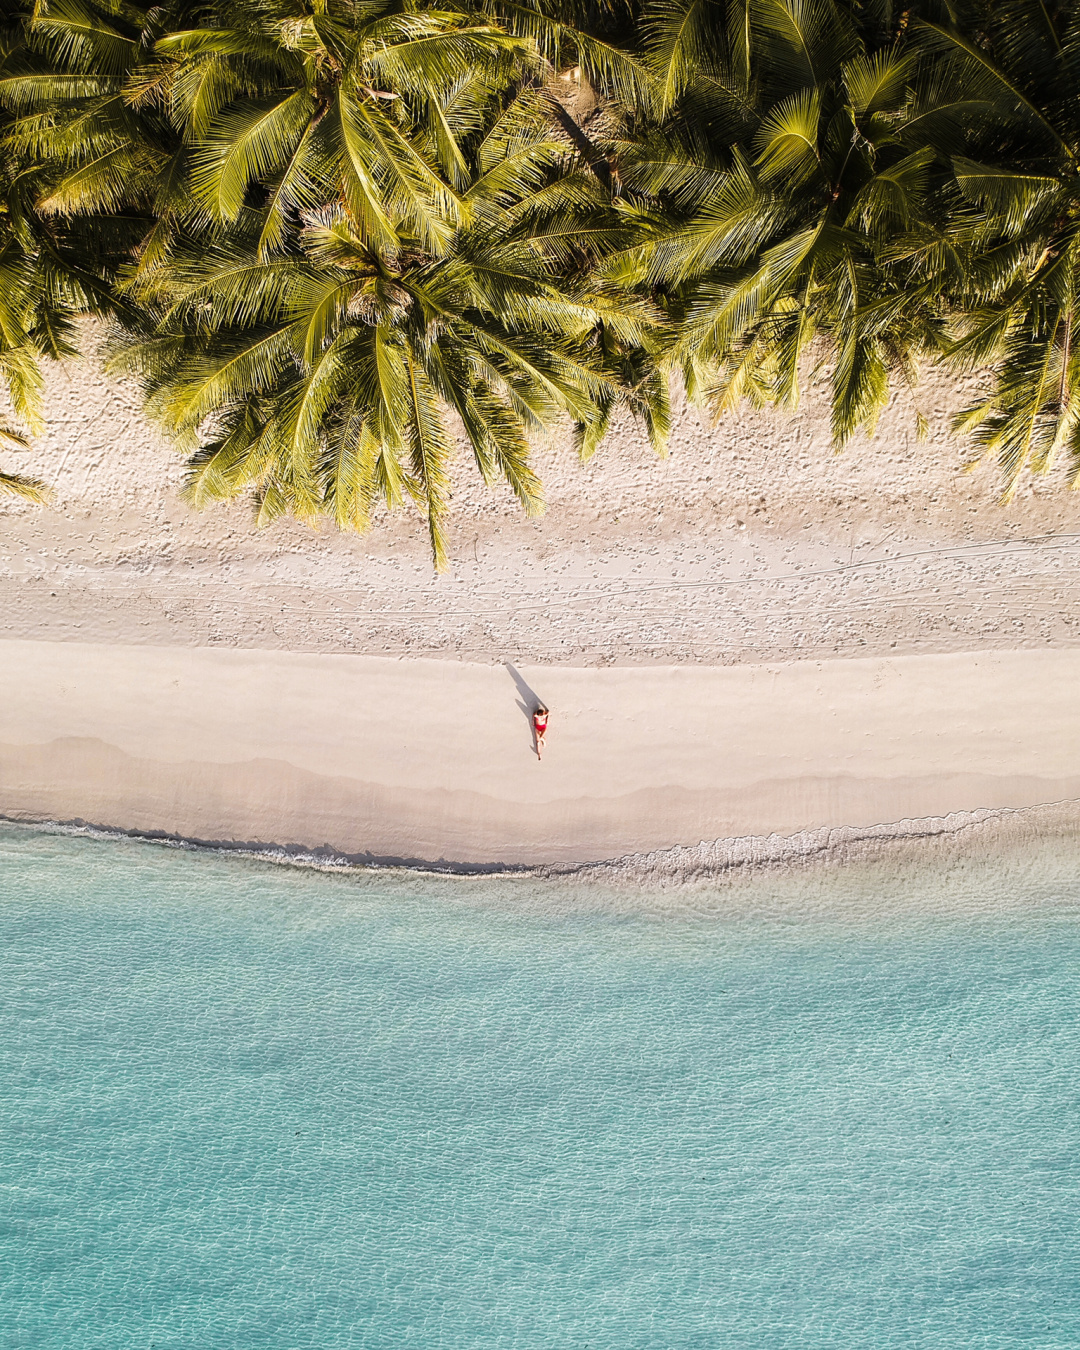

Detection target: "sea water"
[1, 825, 1077, 1349]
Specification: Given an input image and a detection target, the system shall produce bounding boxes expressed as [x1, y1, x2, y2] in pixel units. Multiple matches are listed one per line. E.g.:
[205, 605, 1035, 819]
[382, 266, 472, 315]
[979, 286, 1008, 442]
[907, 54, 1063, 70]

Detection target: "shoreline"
[6, 799, 1080, 911]
[0, 802, 1032, 877]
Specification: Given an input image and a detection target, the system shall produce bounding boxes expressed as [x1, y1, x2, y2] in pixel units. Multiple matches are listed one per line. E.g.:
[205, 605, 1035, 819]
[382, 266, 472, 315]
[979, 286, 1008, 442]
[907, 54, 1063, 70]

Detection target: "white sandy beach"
[3, 329, 1080, 865]
[4, 641, 1080, 864]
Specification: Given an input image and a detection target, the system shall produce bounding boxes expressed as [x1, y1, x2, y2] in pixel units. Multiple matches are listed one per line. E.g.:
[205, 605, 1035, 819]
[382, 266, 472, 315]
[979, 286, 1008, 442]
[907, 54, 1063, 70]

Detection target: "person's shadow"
[504, 662, 544, 749]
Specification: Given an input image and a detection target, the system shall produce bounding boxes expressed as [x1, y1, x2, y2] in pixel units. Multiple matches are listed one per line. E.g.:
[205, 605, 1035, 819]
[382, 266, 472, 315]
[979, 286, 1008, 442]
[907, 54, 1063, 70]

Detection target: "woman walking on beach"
[533, 705, 549, 760]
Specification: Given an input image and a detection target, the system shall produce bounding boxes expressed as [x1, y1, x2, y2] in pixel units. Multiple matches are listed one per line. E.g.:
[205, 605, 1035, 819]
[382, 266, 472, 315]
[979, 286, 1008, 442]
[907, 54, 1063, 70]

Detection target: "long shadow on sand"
[503, 662, 544, 726]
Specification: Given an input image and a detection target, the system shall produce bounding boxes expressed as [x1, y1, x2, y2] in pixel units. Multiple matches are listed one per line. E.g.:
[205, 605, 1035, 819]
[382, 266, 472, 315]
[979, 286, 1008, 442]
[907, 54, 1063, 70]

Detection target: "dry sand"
[3, 328, 1080, 866]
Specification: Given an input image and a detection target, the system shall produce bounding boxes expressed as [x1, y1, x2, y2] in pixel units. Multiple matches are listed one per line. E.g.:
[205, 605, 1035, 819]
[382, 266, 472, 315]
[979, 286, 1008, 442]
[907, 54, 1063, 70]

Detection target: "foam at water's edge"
[0, 814, 533, 877]
[5, 799, 1080, 887]
[553, 800, 1080, 887]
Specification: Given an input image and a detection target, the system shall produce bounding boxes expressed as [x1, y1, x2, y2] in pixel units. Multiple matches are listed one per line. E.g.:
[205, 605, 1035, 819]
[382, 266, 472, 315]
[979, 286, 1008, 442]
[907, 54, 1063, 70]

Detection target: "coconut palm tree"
[113, 81, 666, 566]
[591, 0, 956, 445]
[598, 0, 1080, 495]
[127, 0, 540, 260]
[6, 0, 665, 558]
[899, 0, 1080, 493]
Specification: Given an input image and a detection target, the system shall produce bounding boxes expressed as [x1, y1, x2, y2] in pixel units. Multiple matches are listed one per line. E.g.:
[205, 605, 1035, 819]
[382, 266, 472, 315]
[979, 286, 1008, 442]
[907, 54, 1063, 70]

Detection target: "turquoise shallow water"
[1, 826, 1078, 1348]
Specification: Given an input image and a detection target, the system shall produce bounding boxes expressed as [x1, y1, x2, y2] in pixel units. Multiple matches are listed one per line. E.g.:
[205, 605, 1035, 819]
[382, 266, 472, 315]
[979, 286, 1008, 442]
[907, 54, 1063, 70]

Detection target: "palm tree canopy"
[591, 0, 1080, 491]
[7, 0, 1080, 533]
